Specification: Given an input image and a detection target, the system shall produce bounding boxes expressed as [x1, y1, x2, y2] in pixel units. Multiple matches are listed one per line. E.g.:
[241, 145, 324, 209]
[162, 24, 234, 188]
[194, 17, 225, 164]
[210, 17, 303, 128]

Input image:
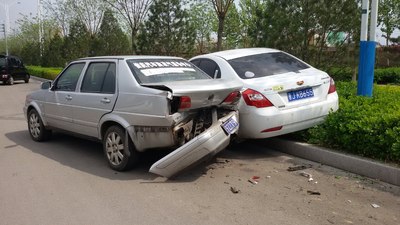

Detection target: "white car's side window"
[55, 63, 85, 91]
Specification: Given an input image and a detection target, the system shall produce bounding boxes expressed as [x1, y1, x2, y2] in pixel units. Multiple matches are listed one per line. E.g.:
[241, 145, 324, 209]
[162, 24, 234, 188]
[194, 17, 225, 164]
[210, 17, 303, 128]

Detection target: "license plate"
[222, 117, 239, 135]
[287, 88, 314, 102]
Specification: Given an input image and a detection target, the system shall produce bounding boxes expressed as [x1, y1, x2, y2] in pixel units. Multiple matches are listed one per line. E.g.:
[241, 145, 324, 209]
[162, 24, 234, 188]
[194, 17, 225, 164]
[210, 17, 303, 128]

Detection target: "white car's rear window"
[228, 52, 310, 79]
[127, 59, 211, 84]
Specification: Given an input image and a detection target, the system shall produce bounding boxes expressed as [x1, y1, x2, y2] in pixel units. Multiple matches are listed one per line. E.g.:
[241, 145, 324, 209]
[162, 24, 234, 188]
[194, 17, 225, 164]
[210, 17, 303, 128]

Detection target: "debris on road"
[307, 190, 321, 195]
[308, 177, 314, 182]
[216, 159, 230, 164]
[230, 187, 240, 194]
[299, 171, 312, 178]
[287, 164, 312, 171]
[248, 176, 260, 185]
[371, 203, 380, 208]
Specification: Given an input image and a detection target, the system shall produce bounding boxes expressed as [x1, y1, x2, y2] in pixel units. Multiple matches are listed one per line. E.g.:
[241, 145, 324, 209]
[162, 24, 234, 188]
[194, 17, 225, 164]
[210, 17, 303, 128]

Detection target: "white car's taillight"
[328, 78, 336, 94]
[242, 89, 274, 108]
[221, 91, 241, 105]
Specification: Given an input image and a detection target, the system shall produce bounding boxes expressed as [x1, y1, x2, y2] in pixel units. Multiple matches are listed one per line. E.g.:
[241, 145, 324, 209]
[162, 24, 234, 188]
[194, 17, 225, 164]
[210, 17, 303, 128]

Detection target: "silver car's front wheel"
[103, 126, 138, 171]
[28, 109, 51, 142]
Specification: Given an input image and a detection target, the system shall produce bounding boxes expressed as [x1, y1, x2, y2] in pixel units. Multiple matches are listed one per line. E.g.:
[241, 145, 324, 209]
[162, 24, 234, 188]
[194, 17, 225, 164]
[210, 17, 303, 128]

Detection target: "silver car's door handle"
[65, 95, 72, 100]
[101, 98, 111, 104]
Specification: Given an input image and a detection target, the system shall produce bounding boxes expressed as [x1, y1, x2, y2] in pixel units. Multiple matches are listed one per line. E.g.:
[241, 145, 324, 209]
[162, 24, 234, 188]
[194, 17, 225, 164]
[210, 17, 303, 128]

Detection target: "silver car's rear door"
[149, 110, 239, 178]
[69, 61, 118, 138]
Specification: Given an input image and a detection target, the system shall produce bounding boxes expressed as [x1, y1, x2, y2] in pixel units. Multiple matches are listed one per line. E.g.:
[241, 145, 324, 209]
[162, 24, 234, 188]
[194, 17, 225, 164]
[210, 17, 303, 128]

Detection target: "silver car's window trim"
[53, 62, 86, 92]
[80, 62, 116, 94]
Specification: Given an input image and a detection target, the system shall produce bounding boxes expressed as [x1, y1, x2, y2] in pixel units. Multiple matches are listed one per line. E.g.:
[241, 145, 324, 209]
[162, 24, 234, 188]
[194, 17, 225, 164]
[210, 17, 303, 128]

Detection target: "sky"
[0, 0, 398, 45]
[0, 0, 38, 32]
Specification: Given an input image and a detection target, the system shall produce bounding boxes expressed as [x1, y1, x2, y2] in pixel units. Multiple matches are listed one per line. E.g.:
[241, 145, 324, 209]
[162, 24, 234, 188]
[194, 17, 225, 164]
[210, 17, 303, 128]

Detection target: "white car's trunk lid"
[244, 68, 331, 109]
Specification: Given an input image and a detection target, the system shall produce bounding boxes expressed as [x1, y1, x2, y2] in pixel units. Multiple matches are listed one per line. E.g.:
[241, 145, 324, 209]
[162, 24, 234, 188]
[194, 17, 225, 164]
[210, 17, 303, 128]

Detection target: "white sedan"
[190, 48, 339, 139]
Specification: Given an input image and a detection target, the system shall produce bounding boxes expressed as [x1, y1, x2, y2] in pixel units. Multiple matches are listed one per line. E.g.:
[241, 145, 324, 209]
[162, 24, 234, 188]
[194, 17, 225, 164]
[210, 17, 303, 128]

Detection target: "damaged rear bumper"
[149, 110, 239, 178]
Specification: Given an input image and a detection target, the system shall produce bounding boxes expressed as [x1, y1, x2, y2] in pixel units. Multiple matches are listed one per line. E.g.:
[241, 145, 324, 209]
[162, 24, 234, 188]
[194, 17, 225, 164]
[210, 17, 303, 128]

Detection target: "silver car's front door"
[43, 63, 86, 131]
[69, 62, 118, 138]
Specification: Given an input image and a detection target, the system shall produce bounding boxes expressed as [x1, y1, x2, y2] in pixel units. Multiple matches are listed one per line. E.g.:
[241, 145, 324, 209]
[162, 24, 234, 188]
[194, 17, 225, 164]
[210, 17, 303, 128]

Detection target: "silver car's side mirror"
[41, 81, 52, 89]
[244, 71, 255, 78]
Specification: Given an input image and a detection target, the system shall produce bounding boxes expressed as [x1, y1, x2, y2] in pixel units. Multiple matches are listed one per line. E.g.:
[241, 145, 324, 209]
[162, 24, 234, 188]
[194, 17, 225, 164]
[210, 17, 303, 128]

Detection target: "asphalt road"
[1, 79, 399, 225]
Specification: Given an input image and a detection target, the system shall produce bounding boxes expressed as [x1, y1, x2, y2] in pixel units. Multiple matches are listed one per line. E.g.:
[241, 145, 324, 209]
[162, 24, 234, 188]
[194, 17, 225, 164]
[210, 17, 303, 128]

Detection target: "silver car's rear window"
[228, 52, 310, 79]
[127, 59, 211, 84]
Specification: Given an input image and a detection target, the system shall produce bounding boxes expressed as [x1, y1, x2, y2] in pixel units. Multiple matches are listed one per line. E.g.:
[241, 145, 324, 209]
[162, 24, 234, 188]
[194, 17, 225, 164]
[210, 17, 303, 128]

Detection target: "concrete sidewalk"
[264, 138, 400, 186]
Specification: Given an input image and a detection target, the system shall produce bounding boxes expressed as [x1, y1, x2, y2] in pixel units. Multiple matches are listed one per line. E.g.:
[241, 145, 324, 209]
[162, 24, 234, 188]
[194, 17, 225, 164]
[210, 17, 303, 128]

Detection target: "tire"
[24, 75, 30, 83]
[7, 76, 14, 85]
[28, 109, 52, 142]
[103, 126, 138, 171]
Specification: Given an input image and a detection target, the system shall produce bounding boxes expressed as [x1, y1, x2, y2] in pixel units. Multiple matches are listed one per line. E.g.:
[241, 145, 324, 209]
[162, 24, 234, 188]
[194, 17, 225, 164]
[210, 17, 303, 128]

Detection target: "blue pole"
[357, 0, 378, 97]
[357, 41, 376, 97]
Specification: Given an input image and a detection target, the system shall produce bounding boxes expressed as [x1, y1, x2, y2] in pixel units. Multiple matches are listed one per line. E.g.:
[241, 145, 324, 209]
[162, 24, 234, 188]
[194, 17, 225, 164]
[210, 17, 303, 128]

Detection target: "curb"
[264, 138, 400, 186]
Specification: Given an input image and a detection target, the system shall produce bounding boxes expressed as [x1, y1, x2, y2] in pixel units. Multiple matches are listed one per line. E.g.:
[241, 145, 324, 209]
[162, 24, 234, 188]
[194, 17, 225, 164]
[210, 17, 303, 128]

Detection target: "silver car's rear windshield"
[127, 59, 211, 84]
[228, 52, 310, 79]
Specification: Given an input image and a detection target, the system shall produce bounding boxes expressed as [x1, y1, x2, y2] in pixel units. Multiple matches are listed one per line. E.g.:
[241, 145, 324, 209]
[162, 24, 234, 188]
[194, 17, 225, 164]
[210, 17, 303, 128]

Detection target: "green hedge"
[27, 66, 63, 80]
[327, 67, 400, 85]
[297, 82, 400, 164]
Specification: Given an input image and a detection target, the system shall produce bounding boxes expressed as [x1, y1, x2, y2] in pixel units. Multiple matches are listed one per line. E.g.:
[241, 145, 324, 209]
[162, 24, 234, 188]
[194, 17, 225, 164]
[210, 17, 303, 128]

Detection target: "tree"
[96, 9, 130, 56]
[188, 0, 217, 53]
[210, 0, 234, 50]
[64, 19, 91, 61]
[250, 0, 360, 68]
[68, 0, 107, 37]
[42, 33, 65, 67]
[137, 0, 195, 56]
[378, 0, 400, 46]
[105, 0, 153, 54]
[238, 0, 263, 48]
[224, 3, 241, 49]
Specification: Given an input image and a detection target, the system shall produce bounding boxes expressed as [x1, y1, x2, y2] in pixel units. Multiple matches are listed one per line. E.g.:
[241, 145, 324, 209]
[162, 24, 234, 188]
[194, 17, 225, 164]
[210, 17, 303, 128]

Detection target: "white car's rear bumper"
[238, 92, 338, 139]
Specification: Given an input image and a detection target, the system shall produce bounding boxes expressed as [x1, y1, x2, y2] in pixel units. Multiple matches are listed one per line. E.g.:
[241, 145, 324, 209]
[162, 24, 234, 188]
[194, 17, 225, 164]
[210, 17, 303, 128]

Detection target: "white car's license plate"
[222, 117, 239, 134]
[287, 88, 314, 102]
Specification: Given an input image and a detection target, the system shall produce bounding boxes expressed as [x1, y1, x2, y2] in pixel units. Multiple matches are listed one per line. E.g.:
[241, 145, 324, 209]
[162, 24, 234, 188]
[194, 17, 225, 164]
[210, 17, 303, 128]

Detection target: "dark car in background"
[0, 55, 30, 85]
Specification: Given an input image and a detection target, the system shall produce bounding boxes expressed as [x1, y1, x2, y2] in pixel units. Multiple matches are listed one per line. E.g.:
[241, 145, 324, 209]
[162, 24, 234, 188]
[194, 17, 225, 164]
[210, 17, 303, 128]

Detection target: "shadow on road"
[5, 130, 285, 183]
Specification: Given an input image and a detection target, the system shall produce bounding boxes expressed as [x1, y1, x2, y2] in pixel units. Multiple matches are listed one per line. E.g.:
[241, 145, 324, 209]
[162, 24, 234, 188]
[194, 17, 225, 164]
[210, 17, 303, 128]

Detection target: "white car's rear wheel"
[103, 126, 138, 171]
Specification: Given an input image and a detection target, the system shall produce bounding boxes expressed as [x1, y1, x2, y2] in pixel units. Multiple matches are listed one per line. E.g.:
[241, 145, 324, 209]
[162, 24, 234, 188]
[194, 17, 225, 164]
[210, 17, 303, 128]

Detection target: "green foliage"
[42, 34, 66, 67]
[327, 67, 400, 84]
[95, 9, 130, 56]
[27, 66, 63, 80]
[137, 0, 195, 57]
[300, 82, 400, 163]
[224, 3, 241, 49]
[248, 0, 360, 68]
[188, 0, 217, 53]
[64, 19, 91, 61]
[378, 0, 400, 46]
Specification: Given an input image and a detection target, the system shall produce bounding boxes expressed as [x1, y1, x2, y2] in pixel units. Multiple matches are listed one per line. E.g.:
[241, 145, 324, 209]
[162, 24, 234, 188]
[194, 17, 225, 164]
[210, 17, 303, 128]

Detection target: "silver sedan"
[24, 56, 242, 178]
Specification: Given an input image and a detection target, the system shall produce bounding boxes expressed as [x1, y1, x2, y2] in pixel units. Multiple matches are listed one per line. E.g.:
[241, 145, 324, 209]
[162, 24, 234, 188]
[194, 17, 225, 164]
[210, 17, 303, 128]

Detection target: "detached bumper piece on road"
[150, 111, 238, 178]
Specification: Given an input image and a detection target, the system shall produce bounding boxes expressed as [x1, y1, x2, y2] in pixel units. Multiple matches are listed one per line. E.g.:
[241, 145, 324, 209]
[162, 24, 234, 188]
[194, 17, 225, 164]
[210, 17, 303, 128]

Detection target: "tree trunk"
[217, 16, 225, 51]
[131, 29, 137, 55]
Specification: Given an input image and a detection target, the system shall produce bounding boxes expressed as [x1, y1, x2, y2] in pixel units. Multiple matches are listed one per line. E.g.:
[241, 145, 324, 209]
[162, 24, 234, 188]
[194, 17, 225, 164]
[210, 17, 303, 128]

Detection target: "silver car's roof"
[201, 48, 281, 60]
[78, 55, 183, 61]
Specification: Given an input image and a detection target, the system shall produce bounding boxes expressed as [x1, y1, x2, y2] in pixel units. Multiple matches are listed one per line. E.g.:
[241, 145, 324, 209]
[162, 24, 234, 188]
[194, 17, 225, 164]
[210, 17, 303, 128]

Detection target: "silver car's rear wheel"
[103, 126, 138, 171]
[28, 109, 52, 142]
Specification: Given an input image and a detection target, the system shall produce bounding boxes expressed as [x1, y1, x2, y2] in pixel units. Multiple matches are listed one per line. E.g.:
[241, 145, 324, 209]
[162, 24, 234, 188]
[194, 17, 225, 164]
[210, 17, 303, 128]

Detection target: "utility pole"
[37, 0, 43, 57]
[0, 0, 20, 55]
[357, 0, 379, 97]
